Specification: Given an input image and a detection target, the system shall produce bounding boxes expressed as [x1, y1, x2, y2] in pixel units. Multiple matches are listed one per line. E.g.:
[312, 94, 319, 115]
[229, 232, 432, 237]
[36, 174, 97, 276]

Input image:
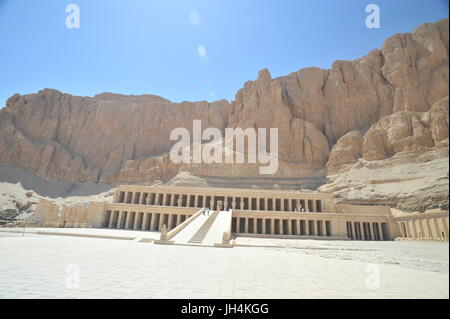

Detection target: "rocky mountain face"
[0, 18, 448, 211]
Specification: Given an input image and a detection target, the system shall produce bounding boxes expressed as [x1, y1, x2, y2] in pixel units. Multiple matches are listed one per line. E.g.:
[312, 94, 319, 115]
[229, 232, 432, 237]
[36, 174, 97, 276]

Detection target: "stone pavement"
[0, 230, 448, 298]
[0, 227, 161, 239]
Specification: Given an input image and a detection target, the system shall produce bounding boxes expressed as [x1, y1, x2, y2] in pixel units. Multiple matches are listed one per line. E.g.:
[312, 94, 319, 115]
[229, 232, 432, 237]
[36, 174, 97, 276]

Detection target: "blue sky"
[0, 0, 448, 107]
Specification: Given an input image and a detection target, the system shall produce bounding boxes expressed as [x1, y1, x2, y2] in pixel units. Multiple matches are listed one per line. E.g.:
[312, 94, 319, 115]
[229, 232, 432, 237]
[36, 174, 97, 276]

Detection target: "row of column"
[116, 191, 324, 212]
[232, 217, 331, 237]
[346, 221, 387, 241]
[105, 210, 192, 232]
[398, 217, 449, 241]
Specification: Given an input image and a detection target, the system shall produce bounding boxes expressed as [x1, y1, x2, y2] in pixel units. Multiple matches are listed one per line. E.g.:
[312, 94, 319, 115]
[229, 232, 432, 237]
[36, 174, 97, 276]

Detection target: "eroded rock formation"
[0, 18, 448, 210]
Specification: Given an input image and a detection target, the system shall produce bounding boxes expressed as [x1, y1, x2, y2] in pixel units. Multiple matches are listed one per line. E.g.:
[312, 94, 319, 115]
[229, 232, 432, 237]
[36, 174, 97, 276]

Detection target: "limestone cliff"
[0, 18, 448, 211]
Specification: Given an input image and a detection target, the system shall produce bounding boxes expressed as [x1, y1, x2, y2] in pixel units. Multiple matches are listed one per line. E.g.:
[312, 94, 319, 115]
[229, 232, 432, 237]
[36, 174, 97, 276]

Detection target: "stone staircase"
[188, 211, 219, 244]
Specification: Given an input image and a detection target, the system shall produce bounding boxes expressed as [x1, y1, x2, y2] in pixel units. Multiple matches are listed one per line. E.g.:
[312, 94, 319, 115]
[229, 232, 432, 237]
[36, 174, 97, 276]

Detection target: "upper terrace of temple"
[113, 185, 334, 213]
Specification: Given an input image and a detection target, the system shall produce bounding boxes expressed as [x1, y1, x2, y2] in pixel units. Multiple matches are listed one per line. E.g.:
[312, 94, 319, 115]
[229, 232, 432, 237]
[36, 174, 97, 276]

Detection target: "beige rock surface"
[362, 96, 449, 161]
[0, 18, 448, 212]
[327, 131, 363, 173]
[319, 151, 449, 212]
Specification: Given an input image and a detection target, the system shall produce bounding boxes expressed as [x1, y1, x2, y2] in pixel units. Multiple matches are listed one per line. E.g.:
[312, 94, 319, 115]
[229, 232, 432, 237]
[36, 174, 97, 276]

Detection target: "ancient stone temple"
[33, 185, 450, 244]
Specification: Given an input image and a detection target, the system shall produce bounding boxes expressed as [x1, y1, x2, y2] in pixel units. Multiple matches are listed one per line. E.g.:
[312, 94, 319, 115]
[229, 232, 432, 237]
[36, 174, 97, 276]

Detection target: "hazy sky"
[0, 0, 448, 107]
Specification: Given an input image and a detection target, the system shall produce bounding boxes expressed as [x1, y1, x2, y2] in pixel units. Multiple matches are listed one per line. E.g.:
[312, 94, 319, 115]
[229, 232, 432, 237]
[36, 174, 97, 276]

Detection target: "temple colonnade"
[396, 215, 449, 241]
[104, 210, 192, 232]
[114, 187, 327, 213]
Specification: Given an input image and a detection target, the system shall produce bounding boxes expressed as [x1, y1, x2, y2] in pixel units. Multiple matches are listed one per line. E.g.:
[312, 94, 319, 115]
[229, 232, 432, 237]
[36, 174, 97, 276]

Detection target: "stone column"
[161, 193, 167, 206]
[142, 213, 149, 230]
[351, 222, 356, 240]
[232, 198, 236, 209]
[108, 212, 115, 228]
[281, 199, 285, 212]
[129, 212, 136, 229]
[398, 222, 404, 238]
[288, 219, 292, 235]
[270, 219, 275, 234]
[168, 214, 173, 230]
[433, 218, 442, 240]
[130, 212, 136, 229]
[236, 218, 241, 233]
[133, 213, 140, 230]
[264, 198, 268, 211]
[371, 223, 377, 240]
[150, 214, 156, 231]
[442, 218, 449, 240]
[124, 212, 131, 229]
[405, 221, 412, 239]
[399, 221, 406, 238]
[159, 214, 165, 231]
[360, 222, 366, 240]
[243, 218, 248, 233]
[378, 223, 384, 241]
[312, 200, 316, 213]
[406, 221, 412, 239]
[116, 211, 123, 229]
[418, 219, 426, 240]
[194, 195, 199, 208]
[256, 198, 260, 211]
[210, 196, 215, 210]
[170, 194, 175, 206]
[411, 220, 418, 239]
[177, 197, 182, 207]
[288, 199, 292, 212]
[425, 219, 433, 240]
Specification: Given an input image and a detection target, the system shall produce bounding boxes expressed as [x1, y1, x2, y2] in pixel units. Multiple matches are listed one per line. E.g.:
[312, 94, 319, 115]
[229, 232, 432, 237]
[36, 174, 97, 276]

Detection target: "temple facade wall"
[112, 185, 335, 213]
[30, 185, 449, 242]
[393, 210, 449, 241]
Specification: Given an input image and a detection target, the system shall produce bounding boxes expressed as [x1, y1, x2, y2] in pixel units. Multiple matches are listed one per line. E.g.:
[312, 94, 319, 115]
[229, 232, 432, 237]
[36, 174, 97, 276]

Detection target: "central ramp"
[171, 212, 210, 244]
[189, 211, 219, 243]
[202, 210, 232, 246]
[170, 210, 232, 246]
